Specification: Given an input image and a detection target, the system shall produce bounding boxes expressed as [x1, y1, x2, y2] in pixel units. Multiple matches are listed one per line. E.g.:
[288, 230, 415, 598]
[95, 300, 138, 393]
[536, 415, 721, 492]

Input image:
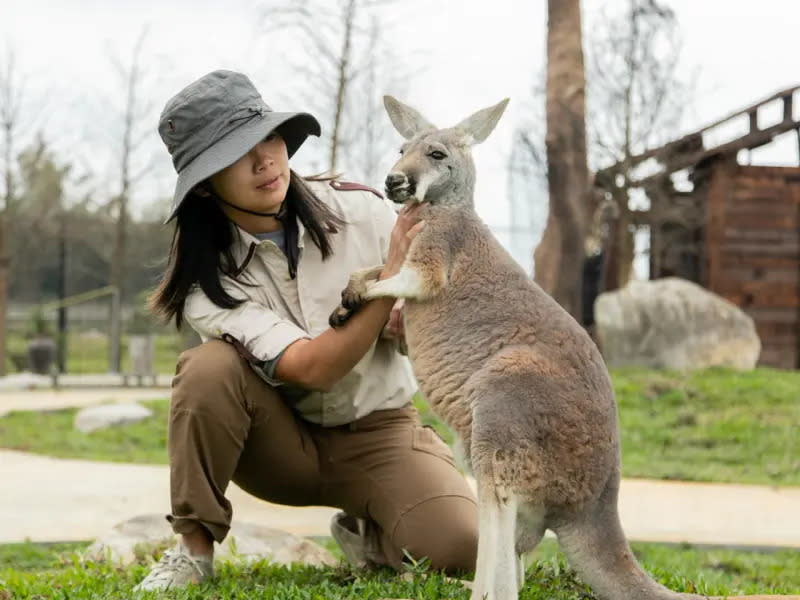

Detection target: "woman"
[134, 70, 478, 592]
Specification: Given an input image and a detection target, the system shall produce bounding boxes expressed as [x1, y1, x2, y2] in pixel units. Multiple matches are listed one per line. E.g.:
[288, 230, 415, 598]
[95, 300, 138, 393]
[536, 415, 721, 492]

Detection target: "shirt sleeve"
[184, 286, 311, 386]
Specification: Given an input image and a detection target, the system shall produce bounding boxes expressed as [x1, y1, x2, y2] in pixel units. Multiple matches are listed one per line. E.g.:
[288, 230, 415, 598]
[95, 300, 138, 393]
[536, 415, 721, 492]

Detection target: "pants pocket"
[411, 425, 456, 466]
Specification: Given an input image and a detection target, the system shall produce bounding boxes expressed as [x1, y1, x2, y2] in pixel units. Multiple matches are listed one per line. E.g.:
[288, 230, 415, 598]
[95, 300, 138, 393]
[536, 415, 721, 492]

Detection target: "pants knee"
[392, 495, 478, 574]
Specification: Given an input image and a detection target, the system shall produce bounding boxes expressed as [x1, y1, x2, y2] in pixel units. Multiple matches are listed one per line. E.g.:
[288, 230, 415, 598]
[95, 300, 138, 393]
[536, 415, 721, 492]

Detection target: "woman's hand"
[380, 204, 425, 280]
[383, 299, 405, 340]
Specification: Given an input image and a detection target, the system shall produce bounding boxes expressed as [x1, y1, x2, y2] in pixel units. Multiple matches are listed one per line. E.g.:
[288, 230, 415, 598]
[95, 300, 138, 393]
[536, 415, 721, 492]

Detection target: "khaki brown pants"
[166, 340, 478, 573]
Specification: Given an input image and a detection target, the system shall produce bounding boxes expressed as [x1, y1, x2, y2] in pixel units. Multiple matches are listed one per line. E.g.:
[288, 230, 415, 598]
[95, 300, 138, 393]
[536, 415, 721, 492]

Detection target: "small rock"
[85, 514, 336, 568]
[0, 372, 51, 391]
[217, 521, 336, 567]
[74, 402, 153, 433]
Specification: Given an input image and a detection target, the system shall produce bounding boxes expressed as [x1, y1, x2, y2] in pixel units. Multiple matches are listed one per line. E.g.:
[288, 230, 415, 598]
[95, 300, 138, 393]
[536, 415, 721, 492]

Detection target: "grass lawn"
[613, 367, 800, 486]
[1, 538, 799, 598]
[1, 367, 797, 487]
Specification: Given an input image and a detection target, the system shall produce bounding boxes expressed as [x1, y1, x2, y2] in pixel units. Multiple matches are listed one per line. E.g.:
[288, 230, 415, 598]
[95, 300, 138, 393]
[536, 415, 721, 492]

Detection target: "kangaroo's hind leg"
[471, 462, 519, 600]
[515, 503, 546, 592]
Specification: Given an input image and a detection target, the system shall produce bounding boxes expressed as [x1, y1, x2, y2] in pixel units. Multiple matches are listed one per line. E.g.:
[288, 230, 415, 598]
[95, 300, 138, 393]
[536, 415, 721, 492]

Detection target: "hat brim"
[164, 111, 320, 223]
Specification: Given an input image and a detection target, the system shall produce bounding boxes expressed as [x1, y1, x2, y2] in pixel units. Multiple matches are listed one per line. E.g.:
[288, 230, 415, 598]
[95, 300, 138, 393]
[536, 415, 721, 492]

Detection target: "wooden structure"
[595, 86, 800, 369]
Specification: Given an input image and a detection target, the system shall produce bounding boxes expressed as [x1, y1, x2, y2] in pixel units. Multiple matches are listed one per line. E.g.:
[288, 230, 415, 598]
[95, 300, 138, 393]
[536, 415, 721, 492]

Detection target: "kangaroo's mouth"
[385, 180, 417, 204]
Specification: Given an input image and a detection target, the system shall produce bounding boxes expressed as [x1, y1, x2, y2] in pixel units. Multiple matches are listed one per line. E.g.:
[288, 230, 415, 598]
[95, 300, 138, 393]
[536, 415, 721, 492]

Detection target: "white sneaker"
[133, 543, 213, 592]
[329, 512, 388, 569]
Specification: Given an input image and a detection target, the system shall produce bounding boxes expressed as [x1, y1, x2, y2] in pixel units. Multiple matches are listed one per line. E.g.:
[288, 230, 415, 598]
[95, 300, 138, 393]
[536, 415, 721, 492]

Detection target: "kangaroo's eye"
[430, 150, 447, 160]
[399, 148, 404, 155]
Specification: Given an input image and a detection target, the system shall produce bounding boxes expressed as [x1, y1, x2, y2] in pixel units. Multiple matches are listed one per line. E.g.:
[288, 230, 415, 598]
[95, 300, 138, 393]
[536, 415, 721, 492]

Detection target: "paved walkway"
[1, 385, 799, 549]
[3, 447, 799, 548]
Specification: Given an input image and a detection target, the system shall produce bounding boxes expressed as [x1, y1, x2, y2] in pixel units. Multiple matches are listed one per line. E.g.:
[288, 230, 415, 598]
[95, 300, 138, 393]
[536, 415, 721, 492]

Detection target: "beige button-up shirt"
[183, 179, 418, 426]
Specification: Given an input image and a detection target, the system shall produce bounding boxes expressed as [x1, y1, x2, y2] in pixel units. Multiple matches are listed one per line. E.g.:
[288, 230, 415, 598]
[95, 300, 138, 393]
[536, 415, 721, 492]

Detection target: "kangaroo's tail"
[553, 475, 703, 600]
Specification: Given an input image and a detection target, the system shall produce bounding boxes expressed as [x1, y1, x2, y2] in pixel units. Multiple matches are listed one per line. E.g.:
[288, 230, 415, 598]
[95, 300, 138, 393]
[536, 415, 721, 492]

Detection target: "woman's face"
[210, 131, 290, 229]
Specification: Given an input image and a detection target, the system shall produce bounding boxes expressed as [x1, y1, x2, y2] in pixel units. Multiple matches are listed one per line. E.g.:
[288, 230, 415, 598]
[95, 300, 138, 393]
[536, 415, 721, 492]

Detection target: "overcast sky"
[3, 0, 800, 273]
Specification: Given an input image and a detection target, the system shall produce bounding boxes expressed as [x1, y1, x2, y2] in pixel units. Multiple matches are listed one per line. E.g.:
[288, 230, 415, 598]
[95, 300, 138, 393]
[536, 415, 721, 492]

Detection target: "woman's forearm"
[274, 297, 395, 391]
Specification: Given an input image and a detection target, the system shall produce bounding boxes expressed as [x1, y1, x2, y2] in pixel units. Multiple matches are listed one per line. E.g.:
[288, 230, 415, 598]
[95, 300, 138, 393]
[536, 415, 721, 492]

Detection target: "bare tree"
[588, 0, 689, 288]
[106, 29, 157, 372]
[259, 0, 409, 180]
[533, 0, 590, 321]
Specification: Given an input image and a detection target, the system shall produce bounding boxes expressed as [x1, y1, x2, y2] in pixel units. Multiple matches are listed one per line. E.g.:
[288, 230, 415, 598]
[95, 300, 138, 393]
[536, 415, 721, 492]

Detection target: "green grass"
[0, 541, 90, 571]
[614, 367, 800, 486]
[0, 399, 170, 464]
[1, 538, 798, 598]
[0, 368, 798, 487]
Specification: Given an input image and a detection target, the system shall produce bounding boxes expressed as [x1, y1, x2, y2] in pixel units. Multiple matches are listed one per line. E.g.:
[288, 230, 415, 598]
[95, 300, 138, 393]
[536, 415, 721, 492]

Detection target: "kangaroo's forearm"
[365, 259, 448, 301]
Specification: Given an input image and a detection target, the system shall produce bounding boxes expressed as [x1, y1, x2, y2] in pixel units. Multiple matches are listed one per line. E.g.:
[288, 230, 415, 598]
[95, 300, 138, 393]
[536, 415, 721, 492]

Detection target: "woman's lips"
[257, 175, 281, 190]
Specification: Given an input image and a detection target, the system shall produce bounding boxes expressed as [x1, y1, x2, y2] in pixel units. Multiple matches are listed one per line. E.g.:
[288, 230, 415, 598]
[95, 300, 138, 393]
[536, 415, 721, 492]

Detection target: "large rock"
[85, 514, 336, 567]
[594, 277, 761, 370]
[74, 402, 153, 433]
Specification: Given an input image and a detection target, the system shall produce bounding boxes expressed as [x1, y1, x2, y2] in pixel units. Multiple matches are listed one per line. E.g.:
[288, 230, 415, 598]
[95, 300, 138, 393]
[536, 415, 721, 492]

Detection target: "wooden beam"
[595, 85, 800, 189]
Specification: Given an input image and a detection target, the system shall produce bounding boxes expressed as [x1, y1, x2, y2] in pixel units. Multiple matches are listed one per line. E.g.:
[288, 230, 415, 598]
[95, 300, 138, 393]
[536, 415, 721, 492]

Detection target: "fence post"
[109, 286, 122, 373]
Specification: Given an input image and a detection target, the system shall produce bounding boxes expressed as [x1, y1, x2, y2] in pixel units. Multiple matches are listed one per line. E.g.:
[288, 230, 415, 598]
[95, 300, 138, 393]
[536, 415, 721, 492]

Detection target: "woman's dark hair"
[149, 169, 346, 328]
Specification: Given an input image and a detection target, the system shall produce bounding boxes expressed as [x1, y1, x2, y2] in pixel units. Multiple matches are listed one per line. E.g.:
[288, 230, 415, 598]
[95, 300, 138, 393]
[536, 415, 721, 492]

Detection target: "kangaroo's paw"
[328, 266, 384, 329]
[341, 276, 371, 310]
[328, 303, 355, 328]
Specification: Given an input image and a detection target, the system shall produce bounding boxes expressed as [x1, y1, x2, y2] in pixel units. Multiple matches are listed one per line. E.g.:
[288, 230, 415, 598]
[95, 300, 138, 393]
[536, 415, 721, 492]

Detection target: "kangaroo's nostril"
[385, 173, 407, 189]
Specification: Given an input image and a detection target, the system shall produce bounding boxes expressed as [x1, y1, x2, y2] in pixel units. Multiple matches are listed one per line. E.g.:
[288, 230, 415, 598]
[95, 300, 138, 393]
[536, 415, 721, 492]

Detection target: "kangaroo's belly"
[403, 272, 544, 440]
[403, 266, 618, 482]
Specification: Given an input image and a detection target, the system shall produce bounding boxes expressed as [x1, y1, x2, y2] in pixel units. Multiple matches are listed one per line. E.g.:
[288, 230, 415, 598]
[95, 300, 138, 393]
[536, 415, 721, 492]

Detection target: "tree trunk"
[0, 119, 12, 376]
[329, 0, 356, 174]
[534, 0, 589, 321]
[109, 193, 126, 373]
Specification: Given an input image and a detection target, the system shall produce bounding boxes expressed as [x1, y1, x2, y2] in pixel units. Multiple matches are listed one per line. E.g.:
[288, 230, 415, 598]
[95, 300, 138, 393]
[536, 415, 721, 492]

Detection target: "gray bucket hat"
[158, 70, 321, 223]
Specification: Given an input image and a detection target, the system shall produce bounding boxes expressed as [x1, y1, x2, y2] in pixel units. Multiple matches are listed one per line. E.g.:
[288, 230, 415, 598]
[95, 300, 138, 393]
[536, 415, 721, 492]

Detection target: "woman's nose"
[253, 144, 275, 169]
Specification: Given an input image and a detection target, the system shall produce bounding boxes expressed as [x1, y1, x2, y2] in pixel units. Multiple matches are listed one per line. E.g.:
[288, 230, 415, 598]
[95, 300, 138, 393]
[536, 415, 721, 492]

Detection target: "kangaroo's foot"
[328, 265, 384, 328]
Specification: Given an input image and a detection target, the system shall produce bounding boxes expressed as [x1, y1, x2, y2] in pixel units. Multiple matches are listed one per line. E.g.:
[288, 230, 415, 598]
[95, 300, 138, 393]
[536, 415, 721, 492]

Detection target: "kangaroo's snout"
[385, 172, 407, 189]
[384, 172, 416, 203]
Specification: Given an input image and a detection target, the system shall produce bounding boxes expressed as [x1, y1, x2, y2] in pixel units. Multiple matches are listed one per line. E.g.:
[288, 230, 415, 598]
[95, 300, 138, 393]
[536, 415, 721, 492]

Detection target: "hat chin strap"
[218, 197, 285, 218]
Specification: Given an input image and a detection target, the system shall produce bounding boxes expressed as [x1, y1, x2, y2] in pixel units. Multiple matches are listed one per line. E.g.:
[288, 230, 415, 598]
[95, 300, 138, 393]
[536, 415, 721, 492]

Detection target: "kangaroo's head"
[382, 95, 509, 208]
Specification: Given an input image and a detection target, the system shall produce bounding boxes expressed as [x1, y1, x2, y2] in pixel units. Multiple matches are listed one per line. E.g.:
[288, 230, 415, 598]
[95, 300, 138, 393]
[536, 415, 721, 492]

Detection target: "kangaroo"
[328, 96, 703, 600]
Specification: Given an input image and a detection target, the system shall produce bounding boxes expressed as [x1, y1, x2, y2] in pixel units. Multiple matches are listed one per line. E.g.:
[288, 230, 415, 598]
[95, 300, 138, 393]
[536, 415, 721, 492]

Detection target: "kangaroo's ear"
[454, 98, 510, 145]
[383, 95, 435, 140]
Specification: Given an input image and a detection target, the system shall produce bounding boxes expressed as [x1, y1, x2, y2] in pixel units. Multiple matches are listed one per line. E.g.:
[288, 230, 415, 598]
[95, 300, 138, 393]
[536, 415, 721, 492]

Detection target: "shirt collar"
[230, 217, 305, 274]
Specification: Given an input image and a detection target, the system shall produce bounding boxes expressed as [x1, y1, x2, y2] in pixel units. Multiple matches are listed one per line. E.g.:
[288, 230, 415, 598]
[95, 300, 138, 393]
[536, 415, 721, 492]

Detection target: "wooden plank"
[742, 306, 799, 323]
[721, 254, 799, 269]
[758, 346, 798, 369]
[719, 291, 799, 308]
[720, 266, 799, 284]
[735, 164, 800, 180]
[721, 228, 799, 242]
[723, 212, 797, 229]
[715, 280, 799, 297]
[720, 241, 799, 256]
[705, 165, 729, 289]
